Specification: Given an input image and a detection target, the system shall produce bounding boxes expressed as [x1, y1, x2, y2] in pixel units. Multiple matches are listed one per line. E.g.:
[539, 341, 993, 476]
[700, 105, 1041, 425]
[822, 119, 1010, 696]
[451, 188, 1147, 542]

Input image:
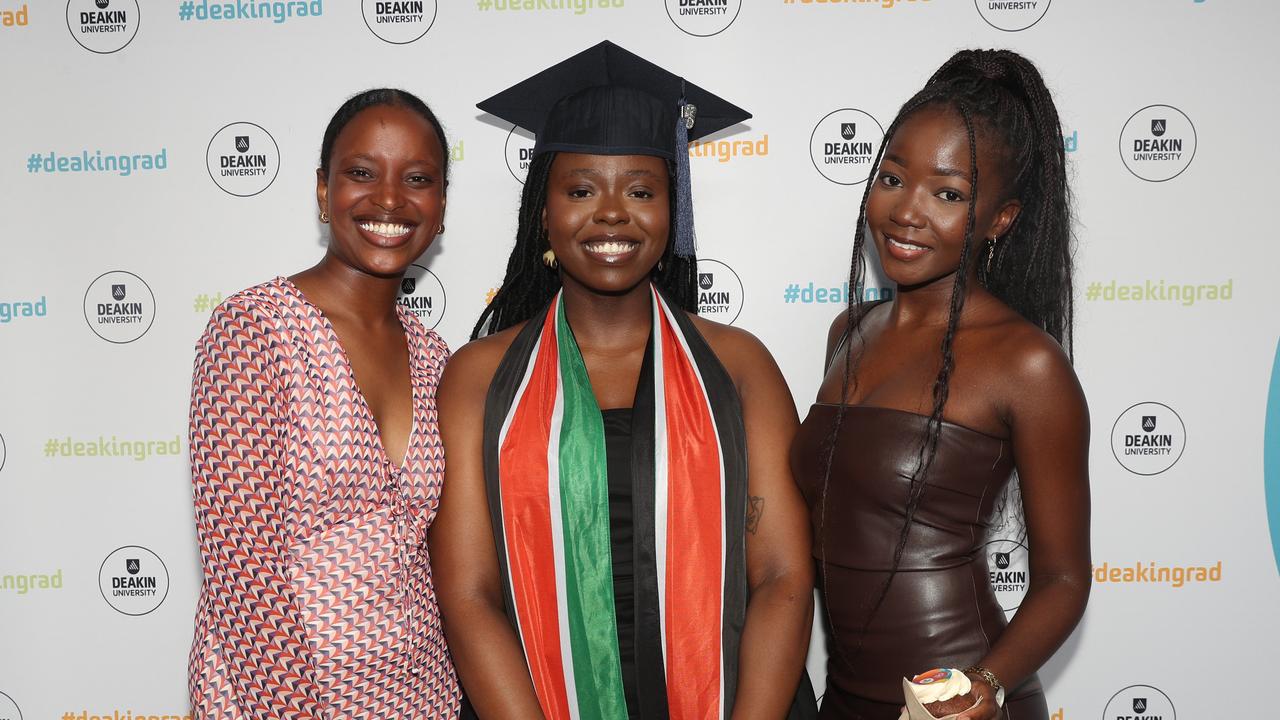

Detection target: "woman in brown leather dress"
[791, 50, 1090, 720]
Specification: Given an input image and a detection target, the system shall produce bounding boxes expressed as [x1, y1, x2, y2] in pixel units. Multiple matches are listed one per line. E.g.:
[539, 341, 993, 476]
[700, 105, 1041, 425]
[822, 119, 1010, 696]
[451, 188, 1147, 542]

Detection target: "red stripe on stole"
[659, 313, 723, 720]
[500, 308, 573, 719]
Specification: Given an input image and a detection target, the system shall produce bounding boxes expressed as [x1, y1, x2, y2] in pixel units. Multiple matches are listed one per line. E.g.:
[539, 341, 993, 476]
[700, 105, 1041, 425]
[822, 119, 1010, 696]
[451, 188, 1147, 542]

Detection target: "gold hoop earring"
[542, 250, 558, 269]
[319, 210, 329, 223]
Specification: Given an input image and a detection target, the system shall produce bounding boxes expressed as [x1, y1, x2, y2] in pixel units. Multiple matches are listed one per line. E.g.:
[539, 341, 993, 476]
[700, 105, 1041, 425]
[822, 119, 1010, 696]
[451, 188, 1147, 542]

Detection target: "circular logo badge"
[696, 259, 744, 325]
[397, 264, 447, 330]
[664, 0, 742, 37]
[206, 122, 281, 197]
[1102, 685, 1176, 720]
[1111, 402, 1187, 476]
[98, 545, 169, 616]
[974, 0, 1051, 32]
[810, 109, 884, 186]
[984, 538, 1029, 614]
[83, 270, 156, 344]
[1119, 105, 1197, 183]
[66, 0, 139, 54]
[362, 0, 437, 44]
[0, 691, 22, 720]
[504, 126, 537, 184]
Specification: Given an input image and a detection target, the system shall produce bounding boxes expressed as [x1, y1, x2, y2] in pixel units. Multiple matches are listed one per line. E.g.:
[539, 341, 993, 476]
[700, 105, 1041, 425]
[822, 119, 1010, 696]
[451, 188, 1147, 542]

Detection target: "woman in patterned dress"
[187, 89, 462, 719]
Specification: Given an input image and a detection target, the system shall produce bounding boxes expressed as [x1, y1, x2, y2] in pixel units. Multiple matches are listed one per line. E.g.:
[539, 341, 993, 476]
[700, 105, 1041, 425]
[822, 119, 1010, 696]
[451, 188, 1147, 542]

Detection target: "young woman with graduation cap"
[431, 42, 818, 719]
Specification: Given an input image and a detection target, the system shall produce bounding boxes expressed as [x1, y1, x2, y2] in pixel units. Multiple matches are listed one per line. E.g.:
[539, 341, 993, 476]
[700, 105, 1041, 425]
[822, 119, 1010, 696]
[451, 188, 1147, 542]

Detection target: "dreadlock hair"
[319, 88, 450, 191]
[816, 48, 1075, 670]
[471, 151, 699, 339]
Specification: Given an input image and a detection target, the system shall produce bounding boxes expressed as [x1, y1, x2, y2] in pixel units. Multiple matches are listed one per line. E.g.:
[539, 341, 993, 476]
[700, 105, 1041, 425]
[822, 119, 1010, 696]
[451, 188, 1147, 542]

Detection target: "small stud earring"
[542, 250, 558, 269]
[319, 210, 329, 223]
[437, 224, 445, 235]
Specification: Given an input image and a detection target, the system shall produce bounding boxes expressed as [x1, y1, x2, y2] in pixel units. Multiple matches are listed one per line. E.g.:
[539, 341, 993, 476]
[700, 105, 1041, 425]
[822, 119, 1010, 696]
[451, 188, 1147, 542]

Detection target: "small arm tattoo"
[746, 495, 765, 535]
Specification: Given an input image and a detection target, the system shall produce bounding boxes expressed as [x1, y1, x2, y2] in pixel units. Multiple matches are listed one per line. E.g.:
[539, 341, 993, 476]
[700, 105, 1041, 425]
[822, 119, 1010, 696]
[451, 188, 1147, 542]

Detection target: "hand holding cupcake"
[899, 668, 1002, 720]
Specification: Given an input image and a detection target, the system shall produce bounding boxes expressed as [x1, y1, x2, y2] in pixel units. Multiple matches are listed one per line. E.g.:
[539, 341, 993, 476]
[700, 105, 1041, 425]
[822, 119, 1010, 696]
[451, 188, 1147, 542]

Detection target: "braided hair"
[817, 48, 1075, 668]
[471, 152, 700, 339]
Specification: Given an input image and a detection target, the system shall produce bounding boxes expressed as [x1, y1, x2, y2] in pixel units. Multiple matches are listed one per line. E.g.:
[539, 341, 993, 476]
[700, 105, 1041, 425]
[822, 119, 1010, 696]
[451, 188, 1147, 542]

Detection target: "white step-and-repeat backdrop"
[2, 1, 1278, 719]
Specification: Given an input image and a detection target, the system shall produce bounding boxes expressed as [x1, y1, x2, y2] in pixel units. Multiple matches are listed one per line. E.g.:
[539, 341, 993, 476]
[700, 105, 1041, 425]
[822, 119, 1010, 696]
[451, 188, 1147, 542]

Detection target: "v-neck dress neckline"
[279, 275, 422, 472]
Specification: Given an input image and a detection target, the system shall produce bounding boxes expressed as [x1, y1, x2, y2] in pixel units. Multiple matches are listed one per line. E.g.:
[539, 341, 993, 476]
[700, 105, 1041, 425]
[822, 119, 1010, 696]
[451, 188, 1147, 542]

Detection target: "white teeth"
[585, 240, 636, 255]
[889, 238, 927, 251]
[359, 221, 412, 238]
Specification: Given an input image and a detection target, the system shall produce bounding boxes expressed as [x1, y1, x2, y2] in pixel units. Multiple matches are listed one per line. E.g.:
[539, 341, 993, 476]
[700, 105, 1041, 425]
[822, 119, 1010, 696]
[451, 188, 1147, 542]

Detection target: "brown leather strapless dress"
[791, 404, 1048, 720]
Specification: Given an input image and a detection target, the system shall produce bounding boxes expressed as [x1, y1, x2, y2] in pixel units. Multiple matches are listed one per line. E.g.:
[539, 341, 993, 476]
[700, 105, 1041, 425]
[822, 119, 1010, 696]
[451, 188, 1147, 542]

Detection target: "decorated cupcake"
[899, 668, 980, 720]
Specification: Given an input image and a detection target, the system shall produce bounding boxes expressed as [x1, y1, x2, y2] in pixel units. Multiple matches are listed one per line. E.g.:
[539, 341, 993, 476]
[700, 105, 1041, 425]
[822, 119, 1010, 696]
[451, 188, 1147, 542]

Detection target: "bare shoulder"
[438, 321, 528, 407]
[975, 308, 1083, 407]
[688, 314, 787, 397]
[823, 300, 891, 361]
[825, 309, 849, 361]
[691, 313, 772, 365]
[995, 319, 1072, 380]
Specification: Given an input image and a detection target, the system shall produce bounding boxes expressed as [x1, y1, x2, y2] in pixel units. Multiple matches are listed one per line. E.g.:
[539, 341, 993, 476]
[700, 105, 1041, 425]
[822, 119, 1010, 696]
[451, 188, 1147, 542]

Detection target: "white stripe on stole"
[656, 294, 728, 720]
[650, 291, 671, 674]
[549, 300, 582, 720]
[497, 329, 546, 657]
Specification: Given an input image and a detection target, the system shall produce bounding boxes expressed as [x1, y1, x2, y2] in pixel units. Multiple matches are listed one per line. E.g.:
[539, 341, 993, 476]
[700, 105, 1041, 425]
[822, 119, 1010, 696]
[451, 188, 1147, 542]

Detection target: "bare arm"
[958, 339, 1091, 720]
[431, 340, 546, 719]
[721, 331, 815, 720]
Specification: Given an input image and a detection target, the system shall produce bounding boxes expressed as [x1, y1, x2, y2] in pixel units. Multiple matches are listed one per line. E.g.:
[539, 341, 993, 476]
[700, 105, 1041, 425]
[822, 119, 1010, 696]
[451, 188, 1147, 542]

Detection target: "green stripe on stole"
[554, 299, 628, 719]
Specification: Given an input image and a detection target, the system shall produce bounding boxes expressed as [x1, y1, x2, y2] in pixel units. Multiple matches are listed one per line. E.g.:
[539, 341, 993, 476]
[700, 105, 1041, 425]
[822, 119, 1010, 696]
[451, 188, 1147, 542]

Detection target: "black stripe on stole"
[629, 332, 670, 719]
[481, 310, 552, 631]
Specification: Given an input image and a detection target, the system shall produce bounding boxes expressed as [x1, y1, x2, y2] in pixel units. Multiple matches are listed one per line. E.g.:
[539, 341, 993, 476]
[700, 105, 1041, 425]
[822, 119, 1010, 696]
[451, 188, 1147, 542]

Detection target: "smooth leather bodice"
[795, 404, 1013, 571]
[791, 404, 1042, 713]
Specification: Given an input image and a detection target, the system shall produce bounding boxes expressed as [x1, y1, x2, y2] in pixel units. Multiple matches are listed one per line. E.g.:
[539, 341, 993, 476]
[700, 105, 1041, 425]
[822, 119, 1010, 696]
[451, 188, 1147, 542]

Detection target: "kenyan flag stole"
[481, 286, 748, 720]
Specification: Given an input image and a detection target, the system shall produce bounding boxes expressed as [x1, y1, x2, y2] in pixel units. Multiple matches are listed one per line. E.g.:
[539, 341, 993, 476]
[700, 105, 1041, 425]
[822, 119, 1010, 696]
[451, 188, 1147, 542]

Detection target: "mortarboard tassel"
[674, 99, 697, 258]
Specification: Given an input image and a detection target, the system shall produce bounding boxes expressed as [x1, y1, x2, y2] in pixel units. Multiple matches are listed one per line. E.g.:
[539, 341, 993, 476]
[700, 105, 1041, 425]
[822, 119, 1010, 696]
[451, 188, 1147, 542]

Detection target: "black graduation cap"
[477, 40, 751, 159]
[477, 41, 751, 257]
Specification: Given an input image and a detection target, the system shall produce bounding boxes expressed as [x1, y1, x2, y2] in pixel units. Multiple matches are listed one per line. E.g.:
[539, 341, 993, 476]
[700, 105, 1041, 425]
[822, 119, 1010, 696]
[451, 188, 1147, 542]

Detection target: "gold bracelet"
[963, 666, 1002, 691]
[963, 666, 1006, 707]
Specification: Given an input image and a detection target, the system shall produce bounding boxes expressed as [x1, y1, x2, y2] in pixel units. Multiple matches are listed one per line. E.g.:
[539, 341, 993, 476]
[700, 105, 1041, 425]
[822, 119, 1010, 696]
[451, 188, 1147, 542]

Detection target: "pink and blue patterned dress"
[188, 277, 461, 720]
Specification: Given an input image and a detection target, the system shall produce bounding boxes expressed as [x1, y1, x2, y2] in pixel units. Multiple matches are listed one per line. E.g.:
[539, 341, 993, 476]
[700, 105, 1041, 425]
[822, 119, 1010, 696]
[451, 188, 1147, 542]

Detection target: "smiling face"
[866, 104, 1020, 290]
[543, 152, 671, 297]
[316, 104, 446, 278]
